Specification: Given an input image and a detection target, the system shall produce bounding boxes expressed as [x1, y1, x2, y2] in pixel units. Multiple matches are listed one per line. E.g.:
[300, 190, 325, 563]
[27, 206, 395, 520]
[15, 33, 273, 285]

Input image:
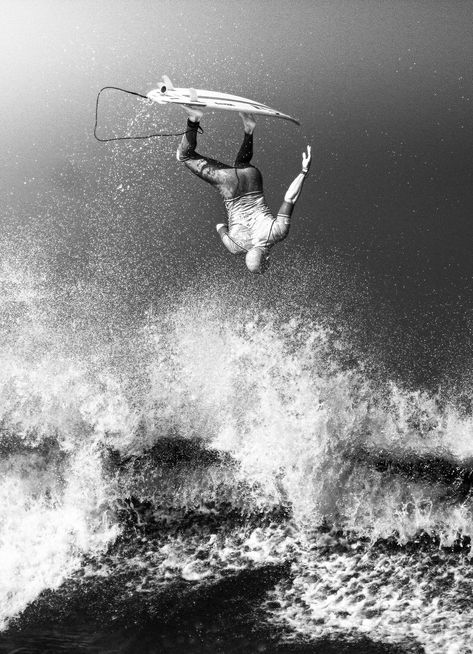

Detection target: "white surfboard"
[147, 76, 300, 126]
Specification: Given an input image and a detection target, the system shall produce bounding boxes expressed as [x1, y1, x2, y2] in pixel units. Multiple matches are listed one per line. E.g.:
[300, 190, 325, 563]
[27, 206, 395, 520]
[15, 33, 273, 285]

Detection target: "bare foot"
[182, 105, 204, 122]
[239, 112, 256, 134]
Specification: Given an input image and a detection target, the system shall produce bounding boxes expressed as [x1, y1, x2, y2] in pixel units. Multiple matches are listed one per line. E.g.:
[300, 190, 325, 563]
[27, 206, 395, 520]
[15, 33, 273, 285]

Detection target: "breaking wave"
[1, 251, 473, 652]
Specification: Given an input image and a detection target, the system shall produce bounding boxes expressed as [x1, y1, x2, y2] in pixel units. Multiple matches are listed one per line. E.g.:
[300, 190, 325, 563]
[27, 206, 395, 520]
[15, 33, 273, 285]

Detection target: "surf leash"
[94, 86, 203, 142]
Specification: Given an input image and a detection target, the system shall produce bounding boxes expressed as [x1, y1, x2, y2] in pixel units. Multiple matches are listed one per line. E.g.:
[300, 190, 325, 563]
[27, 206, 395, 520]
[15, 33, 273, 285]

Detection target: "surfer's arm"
[283, 145, 312, 206]
[273, 146, 311, 236]
[270, 214, 291, 243]
[216, 224, 246, 255]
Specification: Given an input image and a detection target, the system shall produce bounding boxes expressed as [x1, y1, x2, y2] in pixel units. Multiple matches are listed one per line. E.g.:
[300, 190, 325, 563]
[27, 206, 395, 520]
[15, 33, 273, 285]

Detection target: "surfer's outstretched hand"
[302, 145, 312, 173]
[181, 105, 204, 122]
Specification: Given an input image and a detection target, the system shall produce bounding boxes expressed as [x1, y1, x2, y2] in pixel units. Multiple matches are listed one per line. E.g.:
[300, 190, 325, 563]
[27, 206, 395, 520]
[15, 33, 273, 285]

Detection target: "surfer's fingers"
[302, 145, 312, 166]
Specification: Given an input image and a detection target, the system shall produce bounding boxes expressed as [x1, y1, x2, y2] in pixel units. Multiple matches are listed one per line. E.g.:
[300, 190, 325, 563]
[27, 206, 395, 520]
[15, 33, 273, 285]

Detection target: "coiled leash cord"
[94, 86, 203, 142]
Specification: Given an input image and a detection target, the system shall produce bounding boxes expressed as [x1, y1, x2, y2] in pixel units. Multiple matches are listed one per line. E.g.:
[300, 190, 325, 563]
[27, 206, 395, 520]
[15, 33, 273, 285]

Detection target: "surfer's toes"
[182, 105, 203, 122]
[239, 112, 256, 133]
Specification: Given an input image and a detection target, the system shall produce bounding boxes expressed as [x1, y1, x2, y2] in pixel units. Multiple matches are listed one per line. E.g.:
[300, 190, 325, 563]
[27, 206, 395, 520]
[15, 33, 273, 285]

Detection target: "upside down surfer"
[176, 107, 311, 274]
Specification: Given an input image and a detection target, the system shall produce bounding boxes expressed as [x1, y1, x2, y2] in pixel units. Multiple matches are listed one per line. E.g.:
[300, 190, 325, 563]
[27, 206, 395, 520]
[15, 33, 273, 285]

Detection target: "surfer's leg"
[234, 133, 253, 167]
[231, 113, 264, 195]
[176, 118, 201, 162]
[234, 113, 256, 167]
[177, 119, 234, 188]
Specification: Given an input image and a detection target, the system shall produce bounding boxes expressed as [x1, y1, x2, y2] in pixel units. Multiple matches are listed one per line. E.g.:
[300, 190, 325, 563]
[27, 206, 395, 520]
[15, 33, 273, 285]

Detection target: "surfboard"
[147, 76, 300, 126]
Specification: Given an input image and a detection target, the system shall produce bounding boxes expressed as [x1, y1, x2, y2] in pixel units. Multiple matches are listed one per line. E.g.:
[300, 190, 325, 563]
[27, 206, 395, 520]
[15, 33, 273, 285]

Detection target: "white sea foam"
[133, 295, 473, 544]
[265, 535, 473, 654]
[1, 256, 473, 643]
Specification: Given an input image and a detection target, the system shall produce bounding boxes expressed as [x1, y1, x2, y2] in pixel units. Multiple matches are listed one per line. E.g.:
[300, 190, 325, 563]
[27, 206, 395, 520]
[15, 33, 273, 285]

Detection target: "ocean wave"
[1, 255, 473, 645]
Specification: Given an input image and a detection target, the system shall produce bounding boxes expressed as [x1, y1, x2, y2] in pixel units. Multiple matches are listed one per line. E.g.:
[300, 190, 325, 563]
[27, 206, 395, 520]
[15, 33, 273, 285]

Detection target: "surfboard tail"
[160, 75, 175, 93]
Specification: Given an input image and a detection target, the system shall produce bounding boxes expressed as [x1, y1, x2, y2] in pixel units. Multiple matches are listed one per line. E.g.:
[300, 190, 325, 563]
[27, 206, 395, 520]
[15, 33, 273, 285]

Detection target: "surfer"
[176, 108, 311, 274]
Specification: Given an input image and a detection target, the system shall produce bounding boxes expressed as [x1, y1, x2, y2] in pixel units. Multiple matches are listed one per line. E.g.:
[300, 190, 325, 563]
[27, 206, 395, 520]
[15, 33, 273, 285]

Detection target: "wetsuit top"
[217, 191, 290, 255]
